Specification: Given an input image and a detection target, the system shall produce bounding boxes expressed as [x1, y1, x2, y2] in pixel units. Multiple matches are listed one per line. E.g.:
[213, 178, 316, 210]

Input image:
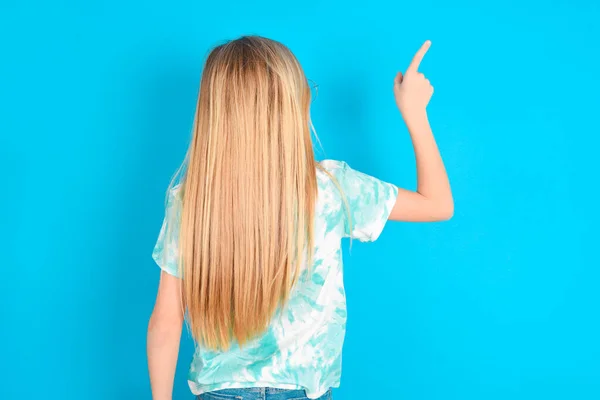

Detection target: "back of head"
[179, 36, 317, 350]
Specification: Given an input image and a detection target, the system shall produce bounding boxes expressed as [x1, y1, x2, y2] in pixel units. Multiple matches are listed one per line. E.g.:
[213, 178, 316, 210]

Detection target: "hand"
[394, 40, 434, 121]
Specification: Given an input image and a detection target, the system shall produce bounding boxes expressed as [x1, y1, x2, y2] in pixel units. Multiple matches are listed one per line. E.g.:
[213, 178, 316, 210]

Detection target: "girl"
[147, 36, 452, 400]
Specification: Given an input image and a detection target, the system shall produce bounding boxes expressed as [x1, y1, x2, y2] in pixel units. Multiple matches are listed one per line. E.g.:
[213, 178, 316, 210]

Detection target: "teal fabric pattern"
[152, 159, 398, 399]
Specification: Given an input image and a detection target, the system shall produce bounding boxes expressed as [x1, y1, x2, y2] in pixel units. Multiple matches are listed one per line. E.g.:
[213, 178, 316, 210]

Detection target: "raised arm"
[389, 40, 454, 222]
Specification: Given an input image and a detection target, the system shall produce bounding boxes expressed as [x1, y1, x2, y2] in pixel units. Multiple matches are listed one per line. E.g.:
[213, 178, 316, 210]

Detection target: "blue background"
[1, 0, 599, 399]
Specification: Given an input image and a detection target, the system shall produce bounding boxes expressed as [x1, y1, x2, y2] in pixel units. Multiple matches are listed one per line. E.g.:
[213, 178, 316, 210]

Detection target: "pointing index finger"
[406, 40, 431, 74]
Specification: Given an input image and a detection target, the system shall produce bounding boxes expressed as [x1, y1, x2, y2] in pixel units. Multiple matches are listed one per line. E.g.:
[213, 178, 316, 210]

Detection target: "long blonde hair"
[177, 36, 318, 350]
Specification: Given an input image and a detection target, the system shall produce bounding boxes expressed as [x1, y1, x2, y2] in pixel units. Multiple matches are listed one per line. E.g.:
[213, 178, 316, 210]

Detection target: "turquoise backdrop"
[1, 1, 599, 399]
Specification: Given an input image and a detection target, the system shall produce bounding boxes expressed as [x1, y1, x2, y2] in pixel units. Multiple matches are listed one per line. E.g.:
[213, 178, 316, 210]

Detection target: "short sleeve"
[323, 160, 398, 242]
[151, 184, 183, 277]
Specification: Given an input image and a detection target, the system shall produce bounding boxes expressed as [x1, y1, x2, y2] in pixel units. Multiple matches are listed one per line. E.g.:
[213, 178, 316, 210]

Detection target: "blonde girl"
[147, 35, 453, 400]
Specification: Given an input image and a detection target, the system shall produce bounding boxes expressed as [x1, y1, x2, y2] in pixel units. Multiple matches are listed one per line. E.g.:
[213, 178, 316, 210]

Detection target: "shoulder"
[318, 159, 348, 173]
[318, 159, 371, 189]
[164, 183, 184, 215]
[167, 183, 183, 201]
[317, 159, 350, 183]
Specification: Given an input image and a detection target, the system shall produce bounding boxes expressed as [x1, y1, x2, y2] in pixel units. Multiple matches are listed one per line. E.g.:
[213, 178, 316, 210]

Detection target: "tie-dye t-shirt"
[152, 159, 398, 399]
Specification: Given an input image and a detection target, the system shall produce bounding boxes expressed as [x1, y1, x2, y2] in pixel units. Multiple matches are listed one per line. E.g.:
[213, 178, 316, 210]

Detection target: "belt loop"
[261, 387, 266, 400]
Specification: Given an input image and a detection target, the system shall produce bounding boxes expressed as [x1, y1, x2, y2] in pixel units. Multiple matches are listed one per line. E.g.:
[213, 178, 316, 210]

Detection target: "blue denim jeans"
[197, 387, 332, 400]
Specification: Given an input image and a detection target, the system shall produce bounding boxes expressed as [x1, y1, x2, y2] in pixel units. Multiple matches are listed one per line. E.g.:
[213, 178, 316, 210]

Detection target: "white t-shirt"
[152, 159, 398, 399]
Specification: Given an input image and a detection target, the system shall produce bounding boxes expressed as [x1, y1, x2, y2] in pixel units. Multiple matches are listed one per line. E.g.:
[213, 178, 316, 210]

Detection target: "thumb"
[394, 71, 403, 85]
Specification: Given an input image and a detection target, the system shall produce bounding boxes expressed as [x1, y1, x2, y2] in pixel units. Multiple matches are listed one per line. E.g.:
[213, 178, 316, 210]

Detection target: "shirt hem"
[188, 380, 337, 399]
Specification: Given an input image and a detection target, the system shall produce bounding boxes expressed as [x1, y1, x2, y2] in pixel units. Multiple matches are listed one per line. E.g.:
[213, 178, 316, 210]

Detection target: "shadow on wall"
[317, 71, 378, 168]
[102, 52, 198, 399]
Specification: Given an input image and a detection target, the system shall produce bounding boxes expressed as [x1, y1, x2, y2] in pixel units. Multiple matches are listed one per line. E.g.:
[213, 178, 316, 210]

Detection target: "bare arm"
[147, 271, 184, 400]
[389, 41, 454, 222]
